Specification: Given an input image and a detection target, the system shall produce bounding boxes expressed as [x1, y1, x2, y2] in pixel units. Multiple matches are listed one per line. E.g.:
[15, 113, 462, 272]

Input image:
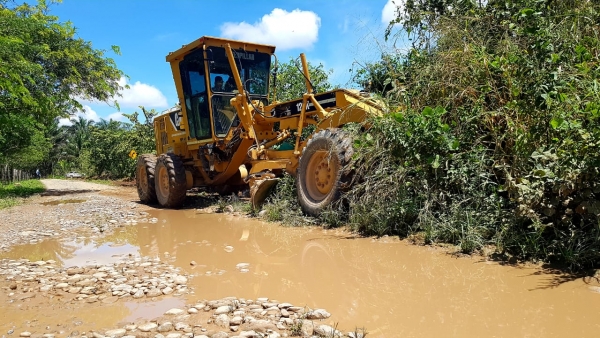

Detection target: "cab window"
[179, 49, 211, 140]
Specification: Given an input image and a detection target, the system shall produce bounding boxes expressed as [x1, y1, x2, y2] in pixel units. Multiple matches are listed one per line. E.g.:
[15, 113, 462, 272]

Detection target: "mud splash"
[2, 209, 600, 337]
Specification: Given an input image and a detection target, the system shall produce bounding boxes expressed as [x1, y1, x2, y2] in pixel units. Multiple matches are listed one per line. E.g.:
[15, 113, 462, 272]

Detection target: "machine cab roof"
[165, 36, 276, 141]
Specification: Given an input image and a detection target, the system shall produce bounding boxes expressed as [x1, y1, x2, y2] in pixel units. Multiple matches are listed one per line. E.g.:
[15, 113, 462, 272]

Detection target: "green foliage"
[274, 58, 334, 102]
[0, 0, 124, 161]
[262, 173, 315, 227]
[39, 107, 157, 179]
[86, 108, 157, 178]
[346, 0, 600, 268]
[0, 179, 45, 209]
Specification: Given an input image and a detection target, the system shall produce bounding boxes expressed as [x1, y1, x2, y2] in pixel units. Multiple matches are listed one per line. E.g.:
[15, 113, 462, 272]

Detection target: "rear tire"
[136, 154, 157, 204]
[155, 153, 187, 208]
[296, 128, 353, 217]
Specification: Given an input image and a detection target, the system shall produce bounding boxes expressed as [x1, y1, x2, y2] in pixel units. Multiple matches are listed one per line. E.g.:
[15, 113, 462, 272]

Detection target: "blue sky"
[52, 0, 404, 125]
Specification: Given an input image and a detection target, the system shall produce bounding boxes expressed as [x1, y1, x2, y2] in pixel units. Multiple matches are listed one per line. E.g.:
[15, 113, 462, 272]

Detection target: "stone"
[132, 289, 145, 299]
[187, 307, 198, 314]
[280, 309, 289, 317]
[245, 320, 277, 333]
[19, 333, 31, 337]
[314, 325, 339, 337]
[80, 287, 96, 295]
[238, 331, 259, 338]
[157, 322, 173, 332]
[76, 279, 94, 287]
[230, 316, 243, 326]
[306, 309, 330, 320]
[92, 332, 106, 338]
[214, 314, 230, 328]
[104, 329, 126, 337]
[165, 308, 185, 315]
[138, 323, 158, 332]
[162, 287, 174, 295]
[123, 325, 137, 331]
[174, 323, 189, 331]
[165, 334, 181, 338]
[67, 267, 84, 275]
[68, 287, 82, 294]
[55, 283, 69, 289]
[174, 276, 187, 285]
[215, 305, 232, 315]
[147, 288, 163, 297]
[300, 321, 314, 336]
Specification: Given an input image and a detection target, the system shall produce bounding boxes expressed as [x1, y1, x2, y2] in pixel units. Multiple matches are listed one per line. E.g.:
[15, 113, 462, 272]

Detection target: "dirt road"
[0, 180, 336, 338]
[1, 180, 600, 338]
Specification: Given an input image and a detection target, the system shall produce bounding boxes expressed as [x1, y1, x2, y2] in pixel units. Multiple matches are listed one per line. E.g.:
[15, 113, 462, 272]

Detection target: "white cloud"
[382, 0, 406, 25]
[220, 8, 321, 51]
[117, 77, 168, 109]
[58, 105, 100, 126]
[75, 77, 169, 110]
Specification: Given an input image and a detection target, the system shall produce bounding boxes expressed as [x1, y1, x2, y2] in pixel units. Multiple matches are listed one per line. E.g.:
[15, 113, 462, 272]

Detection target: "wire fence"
[0, 164, 34, 185]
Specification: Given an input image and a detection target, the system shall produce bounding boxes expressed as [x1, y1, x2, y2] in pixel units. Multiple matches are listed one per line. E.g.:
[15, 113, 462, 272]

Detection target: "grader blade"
[250, 178, 279, 210]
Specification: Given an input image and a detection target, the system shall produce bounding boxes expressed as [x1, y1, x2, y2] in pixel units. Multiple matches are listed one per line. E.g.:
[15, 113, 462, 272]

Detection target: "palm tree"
[68, 116, 94, 157]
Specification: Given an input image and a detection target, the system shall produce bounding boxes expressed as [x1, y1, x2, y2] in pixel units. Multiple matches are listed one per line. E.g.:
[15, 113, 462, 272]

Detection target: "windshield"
[207, 47, 271, 96]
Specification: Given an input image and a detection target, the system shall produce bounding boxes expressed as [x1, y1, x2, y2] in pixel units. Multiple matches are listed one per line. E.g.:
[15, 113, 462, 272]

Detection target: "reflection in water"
[2, 209, 600, 337]
[124, 297, 185, 322]
[0, 239, 137, 267]
[0, 238, 79, 263]
[62, 241, 139, 267]
[135, 210, 600, 338]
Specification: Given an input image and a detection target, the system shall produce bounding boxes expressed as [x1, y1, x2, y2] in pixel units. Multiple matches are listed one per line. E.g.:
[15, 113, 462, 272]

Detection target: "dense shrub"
[344, 0, 600, 268]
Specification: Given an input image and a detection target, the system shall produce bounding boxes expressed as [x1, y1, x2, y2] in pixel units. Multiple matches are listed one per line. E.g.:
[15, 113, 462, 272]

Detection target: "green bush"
[344, 0, 600, 268]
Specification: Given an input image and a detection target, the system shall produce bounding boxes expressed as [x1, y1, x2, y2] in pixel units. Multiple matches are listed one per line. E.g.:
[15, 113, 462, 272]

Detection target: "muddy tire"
[136, 154, 157, 204]
[154, 153, 187, 208]
[296, 128, 353, 217]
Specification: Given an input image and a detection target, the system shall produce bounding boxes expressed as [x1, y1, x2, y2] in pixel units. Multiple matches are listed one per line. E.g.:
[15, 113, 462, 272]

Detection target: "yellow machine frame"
[141, 36, 383, 212]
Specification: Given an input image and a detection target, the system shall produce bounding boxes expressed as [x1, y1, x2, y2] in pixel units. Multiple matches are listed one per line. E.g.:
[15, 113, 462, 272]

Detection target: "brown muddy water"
[2, 209, 600, 337]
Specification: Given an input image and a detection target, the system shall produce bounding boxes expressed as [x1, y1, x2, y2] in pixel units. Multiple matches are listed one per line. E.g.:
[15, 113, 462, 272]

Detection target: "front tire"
[136, 154, 157, 204]
[155, 153, 187, 208]
[296, 128, 353, 217]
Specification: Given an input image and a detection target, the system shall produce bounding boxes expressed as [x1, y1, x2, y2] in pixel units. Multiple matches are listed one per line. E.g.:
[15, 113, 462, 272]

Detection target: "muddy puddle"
[40, 199, 86, 206]
[2, 209, 600, 337]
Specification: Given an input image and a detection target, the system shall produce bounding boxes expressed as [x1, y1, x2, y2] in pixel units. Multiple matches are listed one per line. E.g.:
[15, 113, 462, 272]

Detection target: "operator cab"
[169, 37, 274, 142]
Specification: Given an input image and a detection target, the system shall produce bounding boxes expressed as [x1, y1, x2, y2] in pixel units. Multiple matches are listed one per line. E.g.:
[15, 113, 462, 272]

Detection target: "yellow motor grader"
[135, 36, 383, 216]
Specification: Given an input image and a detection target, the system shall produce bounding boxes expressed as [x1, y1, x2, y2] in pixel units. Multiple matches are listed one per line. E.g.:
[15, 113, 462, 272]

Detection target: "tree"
[273, 58, 333, 102]
[0, 0, 124, 161]
[68, 116, 94, 157]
